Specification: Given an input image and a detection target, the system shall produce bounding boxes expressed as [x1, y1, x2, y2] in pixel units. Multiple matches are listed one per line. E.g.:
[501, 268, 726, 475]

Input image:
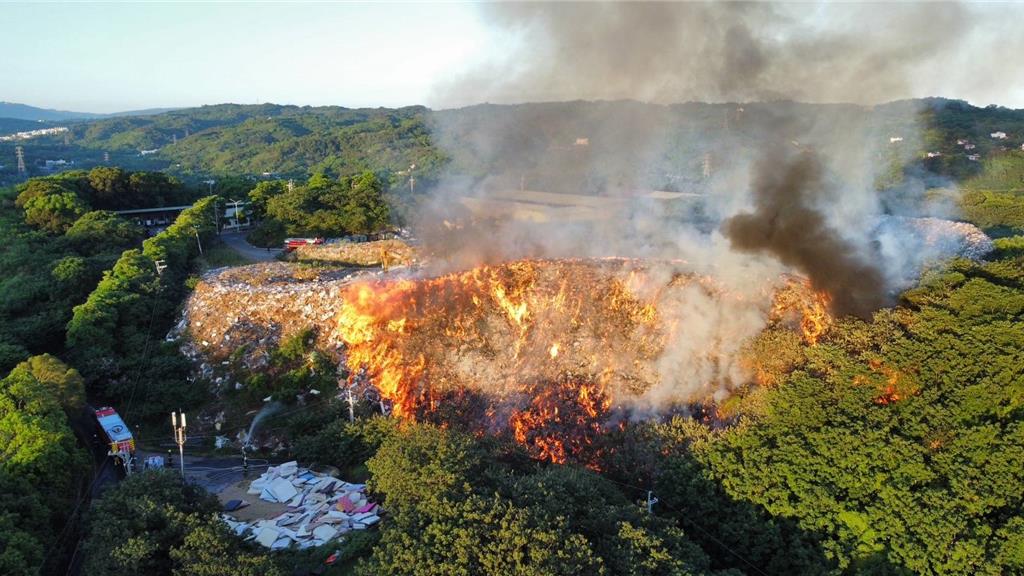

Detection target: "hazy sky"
[0, 2, 492, 112]
[2, 2, 1023, 113]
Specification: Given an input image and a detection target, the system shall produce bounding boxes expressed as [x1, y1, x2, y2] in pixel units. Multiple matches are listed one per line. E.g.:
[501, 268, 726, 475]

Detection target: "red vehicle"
[284, 237, 325, 252]
[94, 406, 135, 472]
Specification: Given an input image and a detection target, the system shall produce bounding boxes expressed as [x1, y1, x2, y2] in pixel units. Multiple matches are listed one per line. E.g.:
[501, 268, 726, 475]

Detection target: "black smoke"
[721, 149, 886, 318]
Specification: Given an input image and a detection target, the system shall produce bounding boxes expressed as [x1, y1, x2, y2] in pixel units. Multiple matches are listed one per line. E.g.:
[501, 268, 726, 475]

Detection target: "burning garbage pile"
[334, 258, 826, 463]
[220, 461, 380, 551]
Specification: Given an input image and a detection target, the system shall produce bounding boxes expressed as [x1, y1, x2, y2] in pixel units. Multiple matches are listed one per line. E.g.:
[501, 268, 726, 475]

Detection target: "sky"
[2, 2, 1023, 113]
[0, 2, 493, 113]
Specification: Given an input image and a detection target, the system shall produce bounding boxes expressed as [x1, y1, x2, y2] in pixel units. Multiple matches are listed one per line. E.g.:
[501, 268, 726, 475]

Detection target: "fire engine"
[283, 237, 324, 252]
[94, 406, 136, 474]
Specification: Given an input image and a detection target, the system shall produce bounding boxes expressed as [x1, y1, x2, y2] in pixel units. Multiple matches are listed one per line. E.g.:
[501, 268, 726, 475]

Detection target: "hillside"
[4, 98, 1024, 194]
[0, 101, 104, 121]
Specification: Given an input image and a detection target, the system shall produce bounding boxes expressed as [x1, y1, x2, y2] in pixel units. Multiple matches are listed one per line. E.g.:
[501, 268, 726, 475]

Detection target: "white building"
[0, 126, 69, 142]
[889, 136, 904, 143]
[968, 154, 981, 161]
[991, 131, 1008, 139]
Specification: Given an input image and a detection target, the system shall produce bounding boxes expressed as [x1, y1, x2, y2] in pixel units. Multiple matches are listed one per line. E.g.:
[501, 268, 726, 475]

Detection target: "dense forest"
[1, 99, 1024, 575]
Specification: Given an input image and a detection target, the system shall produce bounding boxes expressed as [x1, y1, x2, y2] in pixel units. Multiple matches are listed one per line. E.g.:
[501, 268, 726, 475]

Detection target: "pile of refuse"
[221, 461, 381, 551]
[293, 238, 417, 267]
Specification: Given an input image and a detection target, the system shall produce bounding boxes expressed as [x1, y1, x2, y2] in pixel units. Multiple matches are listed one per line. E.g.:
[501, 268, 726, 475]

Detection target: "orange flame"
[770, 277, 833, 345]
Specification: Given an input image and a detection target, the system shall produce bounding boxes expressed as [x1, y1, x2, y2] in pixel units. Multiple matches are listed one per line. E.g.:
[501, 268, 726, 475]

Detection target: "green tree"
[65, 211, 144, 252]
[23, 192, 89, 233]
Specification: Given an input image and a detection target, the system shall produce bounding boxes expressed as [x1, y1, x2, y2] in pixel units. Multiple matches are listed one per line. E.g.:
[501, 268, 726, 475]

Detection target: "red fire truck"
[283, 237, 325, 252]
[94, 406, 136, 474]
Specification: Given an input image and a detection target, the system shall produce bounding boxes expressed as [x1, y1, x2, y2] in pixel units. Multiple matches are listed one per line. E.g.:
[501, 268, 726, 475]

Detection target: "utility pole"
[646, 491, 659, 514]
[171, 411, 187, 479]
[15, 146, 26, 175]
[338, 362, 357, 422]
[193, 227, 204, 255]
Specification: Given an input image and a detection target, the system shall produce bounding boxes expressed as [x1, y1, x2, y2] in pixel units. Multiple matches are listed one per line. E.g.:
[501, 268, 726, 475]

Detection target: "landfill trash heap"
[221, 461, 381, 550]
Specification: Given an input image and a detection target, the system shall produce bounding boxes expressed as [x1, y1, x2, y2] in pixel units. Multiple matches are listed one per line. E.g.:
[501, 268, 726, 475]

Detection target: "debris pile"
[180, 263, 359, 368]
[873, 216, 993, 262]
[221, 461, 381, 551]
[293, 238, 417, 267]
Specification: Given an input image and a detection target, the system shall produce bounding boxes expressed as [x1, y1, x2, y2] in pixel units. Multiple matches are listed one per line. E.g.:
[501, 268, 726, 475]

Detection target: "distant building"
[44, 159, 71, 171]
[964, 143, 976, 150]
[889, 136, 904, 143]
[968, 154, 981, 161]
[139, 148, 160, 156]
[0, 126, 68, 142]
[926, 152, 942, 158]
[574, 138, 590, 147]
[957, 139, 968, 145]
[991, 131, 1008, 139]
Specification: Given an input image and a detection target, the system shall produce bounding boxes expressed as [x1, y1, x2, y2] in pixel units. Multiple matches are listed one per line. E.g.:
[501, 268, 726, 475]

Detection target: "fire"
[509, 375, 611, 465]
[335, 259, 662, 421]
[770, 277, 833, 344]
[333, 258, 840, 462]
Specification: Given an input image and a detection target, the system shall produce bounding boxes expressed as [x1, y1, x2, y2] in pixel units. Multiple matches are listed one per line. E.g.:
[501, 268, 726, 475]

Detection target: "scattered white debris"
[222, 461, 380, 550]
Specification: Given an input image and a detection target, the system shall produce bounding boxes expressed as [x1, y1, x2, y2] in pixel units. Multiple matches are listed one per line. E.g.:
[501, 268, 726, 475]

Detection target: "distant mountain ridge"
[0, 101, 181, 122]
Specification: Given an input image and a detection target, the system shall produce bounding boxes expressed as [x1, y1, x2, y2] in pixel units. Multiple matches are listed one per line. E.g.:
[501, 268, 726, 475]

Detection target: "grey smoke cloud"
[433, 2, 1024, 108]
[410, 1, 1000, 405]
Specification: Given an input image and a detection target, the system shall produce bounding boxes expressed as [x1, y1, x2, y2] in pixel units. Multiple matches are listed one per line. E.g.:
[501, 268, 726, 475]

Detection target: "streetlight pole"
[171, 411, 187, 480]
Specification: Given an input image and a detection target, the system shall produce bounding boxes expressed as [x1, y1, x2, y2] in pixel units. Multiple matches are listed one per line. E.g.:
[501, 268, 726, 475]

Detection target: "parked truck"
[283, 237, 324, 252]
[94, 406, 136, 474]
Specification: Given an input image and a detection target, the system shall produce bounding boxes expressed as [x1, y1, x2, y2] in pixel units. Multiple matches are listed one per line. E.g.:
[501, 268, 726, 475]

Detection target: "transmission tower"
[103, 151, 110, 163]
[15, 146, 26, 175]
[702, 153, 713, 179]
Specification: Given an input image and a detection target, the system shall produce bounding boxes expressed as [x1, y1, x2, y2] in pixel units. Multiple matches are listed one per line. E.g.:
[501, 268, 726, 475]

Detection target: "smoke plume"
[722, 149, 886, 318]
[399, 1, 1003, 408]
[434, 2, 1024, 108]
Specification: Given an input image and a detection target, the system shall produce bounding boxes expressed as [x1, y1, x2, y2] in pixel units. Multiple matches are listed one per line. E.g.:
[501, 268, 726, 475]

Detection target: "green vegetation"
[246, 171, 391, 246]
[0, 355, 90, 576]
[66, 196, 217, 418]
[82, 470, 281, 576]
[0, 185, 146, 374]
[234, 327, 338, 405]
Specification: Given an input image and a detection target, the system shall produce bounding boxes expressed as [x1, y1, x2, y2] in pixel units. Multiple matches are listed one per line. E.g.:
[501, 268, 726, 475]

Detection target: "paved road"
[219, 230, 282, 262]
[137, 449, 271, 493]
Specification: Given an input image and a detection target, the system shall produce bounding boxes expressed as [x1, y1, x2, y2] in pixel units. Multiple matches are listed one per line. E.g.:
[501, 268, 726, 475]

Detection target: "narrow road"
[219, 230, 282, 262]
[137, 448, 271, 493]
